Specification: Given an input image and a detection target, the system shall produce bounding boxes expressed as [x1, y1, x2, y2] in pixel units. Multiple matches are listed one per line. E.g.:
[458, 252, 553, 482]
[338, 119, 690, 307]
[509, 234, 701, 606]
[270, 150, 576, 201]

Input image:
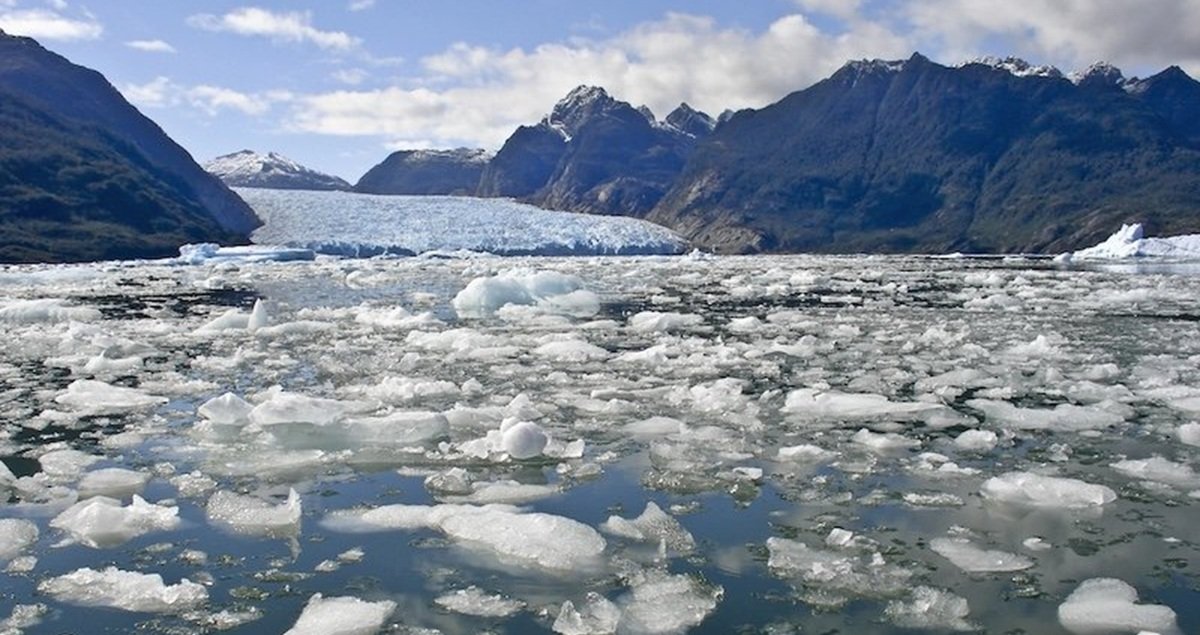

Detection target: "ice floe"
[284, 593, 396, 635]
[206, 488, 301, 537]
[50, 495, 179, 547]
[434, 586, 525, 617]
[453, 270, 600, 318]
[929, 536, 1034, 572]
[1066, 223, 1200, 261]
[0, 518, 38, 560]
[1057, 578, 1181, 635]
[980, 472, 1118, 509]
[38, 567, 207, 613]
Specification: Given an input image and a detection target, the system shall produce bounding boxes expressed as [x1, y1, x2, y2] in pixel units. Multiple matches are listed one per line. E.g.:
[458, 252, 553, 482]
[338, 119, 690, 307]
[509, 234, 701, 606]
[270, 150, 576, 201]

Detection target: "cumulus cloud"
[0, 7, 102, 40]
[122, 76, 292, 117]
[188, 7, 359, 50]
[125, 39, 175, 53]
[288, 11, 911, 149]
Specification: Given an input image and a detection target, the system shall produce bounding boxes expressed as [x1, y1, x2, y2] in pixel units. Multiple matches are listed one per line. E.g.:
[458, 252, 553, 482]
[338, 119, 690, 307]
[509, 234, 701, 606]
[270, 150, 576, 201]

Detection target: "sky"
[3, 0, 1200, 181]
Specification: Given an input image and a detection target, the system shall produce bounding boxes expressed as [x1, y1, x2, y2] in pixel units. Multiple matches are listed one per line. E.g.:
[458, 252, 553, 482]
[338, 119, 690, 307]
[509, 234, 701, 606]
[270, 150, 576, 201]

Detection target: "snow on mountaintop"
[238, 188, 688, 257]
[395, 148, 493, 164]
[204, 150, 350, 191]
[545, 85, 619, 138]
[1062, 223, 1200, 260]
[1069, 61, 1127, 86]
[664, 103, 717, 138]
[842, 58, 908, 75]
[961, 56, 1064, 78]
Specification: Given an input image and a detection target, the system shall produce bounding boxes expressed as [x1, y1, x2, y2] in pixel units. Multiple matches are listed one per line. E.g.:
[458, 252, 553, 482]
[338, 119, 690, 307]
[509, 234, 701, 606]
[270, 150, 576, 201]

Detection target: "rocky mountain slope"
[0, 30, 258, 263]
[354, 148, 491, 196]
[205, 150, 349, 191]
[647, 54, 1200, 253]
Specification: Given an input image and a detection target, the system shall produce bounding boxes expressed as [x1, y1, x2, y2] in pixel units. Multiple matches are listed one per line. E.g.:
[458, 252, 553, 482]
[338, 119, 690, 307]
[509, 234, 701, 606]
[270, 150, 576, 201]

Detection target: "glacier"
[237, 188, 688, 257]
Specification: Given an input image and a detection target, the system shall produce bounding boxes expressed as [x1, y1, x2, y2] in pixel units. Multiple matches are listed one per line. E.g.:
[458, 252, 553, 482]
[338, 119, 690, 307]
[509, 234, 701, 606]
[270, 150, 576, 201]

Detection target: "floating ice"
[434, 586, 524, 617]
[966, 399, 1125, 432]
[1057, 578, 1181, 635]
[624, 416, 687, 438]
[617, 571, 722, 634]
[534, 339, 610, 362]
[38, 567, 207, 613]
[553, 592, 621, 635]
[1177, 422, 1200, 447]
[77, 468, 150, 498]
[981, 472, 1117, 509]
[361, 376, 459, 404]
[341, 411, 449, 446]
[500, 420, 550, 459]
[777, 444, 837, 462]
[929, 537, 1034, 572]
[249, 391, 372, 427]
[1111, 456, 1200, 489]
[766, 536, 913, 605]
[0, 298, 100, 323]
[442, 480, 560, 505]
[207, 488, 301, 537]
[37, 448, 99, 480]
[628, 311, 703, 333]
[954, 429, 999, 452]
[197, 392, 255, 425]
[783, 389, 942, 421]
[284, 593, 396, 635]
[1067, 223, 1200, 261]
[0, 519, 38, 560]
[54, 380, 167, 415]
[885, 586, 974, 631]
[50, 495, 179, 548]
[0, 604, 47, 633]
[453, 270, 600, 318]
[439, 508, 606, 571]
[178, 242, 315, 264]
[852, 428, 920, 451]
[601, 502, 695, 553]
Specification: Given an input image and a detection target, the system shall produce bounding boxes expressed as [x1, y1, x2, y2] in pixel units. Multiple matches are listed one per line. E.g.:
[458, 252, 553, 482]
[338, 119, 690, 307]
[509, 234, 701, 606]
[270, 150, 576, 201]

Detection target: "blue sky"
[3, 0, 1200, 181]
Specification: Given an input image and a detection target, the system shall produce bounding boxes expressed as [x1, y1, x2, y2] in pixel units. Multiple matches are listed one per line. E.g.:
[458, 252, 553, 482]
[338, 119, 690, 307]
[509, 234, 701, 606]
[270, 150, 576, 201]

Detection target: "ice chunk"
[0, 604, 47, 632]
[207, 488, 301, 537]
[442, 481, 560, 505]
[534, 339, 610, 362]
[1111, 456, 1200, 489]
[601, 502, 695, 553]
[247, 299, 269, 332]
[501, 420, 549, 459]
[953, 429, 998, 452]
[362, 376, 459, 404]
[178, 242, 314, 264]
[77, 467, 150, 498]
[783, 389, 941, 421]
[981, 472, 1117, 509]
[439, 508, 606, 571]
[777, 444, 836, 462]
[198, 392, 254, 425]
[452, 270, 599, 318]
[0, 518, 38, 560]
[929, 537, 1034, 572]
[0, 298, 100, 323]
[1057, 578, 1181, 635]
[617, 571, 721, 634]
[434, 586, 524, 617]
[852, 428, 920, 451]
[624, 416, 686, 438]
[1068, 222, 1200, 261]
[885, 586, 974, 631]
[51, 495, 179, 548]
[284, 593, 396, 635]
[342, 411, 449, 446]
[54, 379, 166, 415]
[37, 448, 99, 480]
[1177, 422, 1200, 447]
[38, 567, 207, 613]
[553, 592, 621, 635]
[628, 311, 703, 332]
[250, 392, 371, 427]
[966, 399, 1125, 432]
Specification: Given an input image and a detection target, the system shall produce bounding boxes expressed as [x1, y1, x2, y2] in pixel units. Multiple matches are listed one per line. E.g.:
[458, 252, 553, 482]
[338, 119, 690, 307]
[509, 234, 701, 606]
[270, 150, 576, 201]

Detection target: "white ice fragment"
[51, 496, 179, 548]
[37, 448, 99, 480]
[534, 339, 610, 362]
[1177, 422, 1200, 447]
[54, 379, 166, 415]
[284, 593, 396, 635]
[553, 593, 621, 635]
[207, 488, 301, 537]
[246, 299, 269, 332]
[628, 311, 703, 332]
[1112, 456, 1200, 489]
[777, 444, 836, 461]
[852, 428, 920, 451]
[77, 467, 150, 498]
[624, 416, 686, 438]
[452, 270, 599, 318]
[443, 481, 560, 505]
[439, 508, 606, 571]
[342, 411, 449, 446]
[885, 586, 974, 631]
[501, 420, 549, 459]
[953, 429, 998, 452]
[0, 298, 100, 323]
[617, 571, 721, 634]
[783, 389, 941, 421]
[0, 518, 38, 560]
[929, 537, 1034, 572]
[38, 567, 207, 613]
[195, 308, 249, 333]
[249, 392, 371, 427]
[1068, 222, 1200, 261]
[0, 603, 47, 632]
[434, 586, 524, 617]
[981, 471, 1117, 509]
[197, 392, 254, 425]
[600, 502, 695, 553]
[966, 399, 1125, 432]
[1023, 537, 1053, 551]
[1057, 578, 1181, 635]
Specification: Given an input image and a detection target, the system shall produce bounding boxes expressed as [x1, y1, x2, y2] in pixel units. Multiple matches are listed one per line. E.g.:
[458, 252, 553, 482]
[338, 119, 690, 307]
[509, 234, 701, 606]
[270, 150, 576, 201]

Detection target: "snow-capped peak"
[961, 56, 1064, 79]
[544, 85, 623, 138]
[204, 150, 349, 191]
[841, 58, 908, 76]
[664, 102, 716, 138]
[1069, 61, 1126, 86]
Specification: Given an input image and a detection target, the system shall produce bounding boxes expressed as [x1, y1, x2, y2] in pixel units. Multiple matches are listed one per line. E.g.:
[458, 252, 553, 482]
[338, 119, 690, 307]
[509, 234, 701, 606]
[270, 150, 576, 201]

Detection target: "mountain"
[478, 86, 714, 217]
[205, 150, 350, 191]
[647, 53, 1200, 254]
[0, 30, 258, 263]
[355, 148, 491, 195]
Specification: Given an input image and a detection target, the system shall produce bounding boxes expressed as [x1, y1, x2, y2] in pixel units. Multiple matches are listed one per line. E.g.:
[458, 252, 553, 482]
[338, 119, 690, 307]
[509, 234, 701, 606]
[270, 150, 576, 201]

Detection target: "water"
[0, 254, 1198, 634]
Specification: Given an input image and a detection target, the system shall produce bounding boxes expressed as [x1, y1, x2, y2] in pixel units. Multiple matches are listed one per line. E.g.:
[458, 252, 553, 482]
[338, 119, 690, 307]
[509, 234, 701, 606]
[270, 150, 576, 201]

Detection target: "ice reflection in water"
[0, 254, 1197, 634]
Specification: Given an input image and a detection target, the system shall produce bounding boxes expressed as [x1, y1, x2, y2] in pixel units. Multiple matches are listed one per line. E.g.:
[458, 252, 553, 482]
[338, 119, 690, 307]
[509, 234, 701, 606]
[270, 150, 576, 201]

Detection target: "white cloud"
[348, 0, 376, 11]
[0, 7, 101, 40]
[288, 11, 911, 149]
[331, 67, 369, 85]
[125, 39, 175, 53]
[188, 7, 359, 50]
[121, 76, 292, 117]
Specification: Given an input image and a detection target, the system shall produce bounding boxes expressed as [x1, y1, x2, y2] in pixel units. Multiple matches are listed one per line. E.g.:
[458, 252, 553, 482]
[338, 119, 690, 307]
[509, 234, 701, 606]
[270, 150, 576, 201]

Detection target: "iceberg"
[51, 495, 179, 548]
[1057, 578, 1181, 635]
[38, 567, 207, 613]
[0, 519, 38, 561]
[239, 188, 688, 257]
[284, 594, 396, 635]
[1064, 223, 1200, 261]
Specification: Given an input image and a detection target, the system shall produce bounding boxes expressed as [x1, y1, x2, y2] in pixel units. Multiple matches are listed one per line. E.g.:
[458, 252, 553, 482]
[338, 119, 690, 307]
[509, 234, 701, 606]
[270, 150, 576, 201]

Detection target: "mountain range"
[205, 150, 350, 191]
[0, 29, 257, 263]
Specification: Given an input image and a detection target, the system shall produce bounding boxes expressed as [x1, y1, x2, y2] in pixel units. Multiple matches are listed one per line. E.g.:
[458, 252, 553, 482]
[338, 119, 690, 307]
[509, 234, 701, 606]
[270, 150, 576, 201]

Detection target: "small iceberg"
[178, 243, 316, 264]
[1061, 223, 1200, 261]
